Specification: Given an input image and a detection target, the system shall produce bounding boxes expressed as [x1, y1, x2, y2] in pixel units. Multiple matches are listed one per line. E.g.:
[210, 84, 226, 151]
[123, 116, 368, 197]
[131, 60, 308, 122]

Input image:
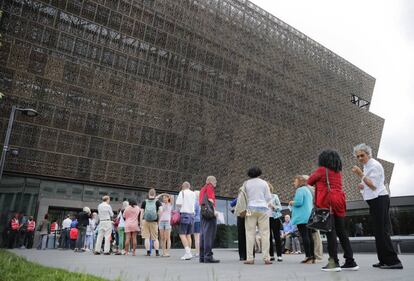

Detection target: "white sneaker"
[277, 257, 283, 262]
[181, 253, 192, 260]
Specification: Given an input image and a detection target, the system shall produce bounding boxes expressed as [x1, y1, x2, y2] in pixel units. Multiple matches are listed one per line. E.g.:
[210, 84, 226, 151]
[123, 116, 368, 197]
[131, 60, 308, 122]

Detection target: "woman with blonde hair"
[117, 201, 129, 254]
[289, 175, 314, 264]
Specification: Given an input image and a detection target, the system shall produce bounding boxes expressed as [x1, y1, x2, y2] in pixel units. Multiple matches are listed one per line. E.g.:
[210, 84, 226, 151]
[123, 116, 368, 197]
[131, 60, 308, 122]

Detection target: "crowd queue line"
[2, 144, 403, 271]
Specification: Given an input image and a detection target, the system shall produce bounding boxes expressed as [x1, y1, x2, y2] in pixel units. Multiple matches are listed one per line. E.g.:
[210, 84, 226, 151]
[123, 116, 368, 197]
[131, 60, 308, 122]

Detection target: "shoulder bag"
[235, 182, 249, 218]
[307, 168, 333, 232]
[201, 191, 215, 219]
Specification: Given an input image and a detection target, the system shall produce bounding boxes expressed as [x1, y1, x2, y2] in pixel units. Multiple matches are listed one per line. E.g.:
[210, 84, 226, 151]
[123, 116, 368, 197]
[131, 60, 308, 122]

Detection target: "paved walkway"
[12, 249, 413, 281]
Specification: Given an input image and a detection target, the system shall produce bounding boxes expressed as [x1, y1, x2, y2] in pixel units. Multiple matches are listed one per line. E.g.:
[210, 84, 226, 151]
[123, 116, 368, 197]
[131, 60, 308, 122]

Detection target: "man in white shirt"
[61, 215, 72, 249]
[176, 181, 196, 260]
[94, 195, 114, 255]
[352, 143, 403, 269]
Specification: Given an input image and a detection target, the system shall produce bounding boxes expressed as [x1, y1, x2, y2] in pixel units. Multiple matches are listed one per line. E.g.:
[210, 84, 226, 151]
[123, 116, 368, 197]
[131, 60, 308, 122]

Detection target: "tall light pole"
[0, 106, 39, 183]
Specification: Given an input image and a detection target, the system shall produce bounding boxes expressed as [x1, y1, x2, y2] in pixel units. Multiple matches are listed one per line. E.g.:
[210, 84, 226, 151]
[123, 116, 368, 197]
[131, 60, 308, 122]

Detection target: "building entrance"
[48, 206, 83, 226]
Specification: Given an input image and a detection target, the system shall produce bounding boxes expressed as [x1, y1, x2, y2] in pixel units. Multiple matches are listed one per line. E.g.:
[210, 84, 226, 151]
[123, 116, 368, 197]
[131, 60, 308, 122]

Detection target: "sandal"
[244, 260, 254, 265]
[301, 257, 313, 264]
[305, 258, 315, 264]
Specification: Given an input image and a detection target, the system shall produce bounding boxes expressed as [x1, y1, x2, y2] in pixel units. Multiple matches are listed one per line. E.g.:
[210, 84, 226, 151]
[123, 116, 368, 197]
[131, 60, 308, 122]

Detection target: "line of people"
[2, 144, 403, 271]
[28, 176, 221, 263]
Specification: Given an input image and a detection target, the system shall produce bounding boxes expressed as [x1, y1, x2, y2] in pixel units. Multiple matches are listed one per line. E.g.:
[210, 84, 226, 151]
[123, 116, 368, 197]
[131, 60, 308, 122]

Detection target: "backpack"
[70, 220, 78, 228]
[143, 199, 157, 221]
[70, 228, 78, 240]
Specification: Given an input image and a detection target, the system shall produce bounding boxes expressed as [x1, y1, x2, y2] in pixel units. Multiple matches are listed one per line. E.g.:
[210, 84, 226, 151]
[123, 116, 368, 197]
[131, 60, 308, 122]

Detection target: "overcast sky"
[250, 0, 414, 196]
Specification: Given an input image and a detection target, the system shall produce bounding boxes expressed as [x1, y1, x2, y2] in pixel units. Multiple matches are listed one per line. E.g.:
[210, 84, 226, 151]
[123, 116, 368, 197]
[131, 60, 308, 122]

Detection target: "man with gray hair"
[199, 176, 220, 263]
[176, 181, 196, 260]
[94, 195, 113, 255]
[351, 143, 403, 269]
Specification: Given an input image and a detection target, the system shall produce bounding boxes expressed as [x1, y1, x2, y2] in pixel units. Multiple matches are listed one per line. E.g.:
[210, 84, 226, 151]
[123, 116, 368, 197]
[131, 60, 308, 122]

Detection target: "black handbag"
[307, 168, 333, 232]
[201, 192, 215, 219]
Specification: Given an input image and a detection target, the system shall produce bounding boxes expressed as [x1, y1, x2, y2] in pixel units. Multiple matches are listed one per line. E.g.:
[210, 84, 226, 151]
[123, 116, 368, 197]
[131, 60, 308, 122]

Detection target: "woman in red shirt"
[308, 150, 358, 272]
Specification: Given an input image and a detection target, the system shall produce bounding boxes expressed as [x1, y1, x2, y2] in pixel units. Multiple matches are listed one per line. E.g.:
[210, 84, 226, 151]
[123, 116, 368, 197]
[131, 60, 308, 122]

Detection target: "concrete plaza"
[12, 249, 413, 281]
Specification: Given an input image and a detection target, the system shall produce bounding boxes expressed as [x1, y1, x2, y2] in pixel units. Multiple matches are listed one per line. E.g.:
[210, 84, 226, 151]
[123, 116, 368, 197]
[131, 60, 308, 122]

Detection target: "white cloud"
[250, 0, 414, 196]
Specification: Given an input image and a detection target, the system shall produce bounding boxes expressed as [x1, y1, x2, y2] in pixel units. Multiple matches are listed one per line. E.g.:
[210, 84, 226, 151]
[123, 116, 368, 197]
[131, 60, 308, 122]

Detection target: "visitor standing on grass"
[243, 167, 272, 265]
[289, 175, 314, 264]
[140, 188, 161, 256]
[176, 181, 196, 260]
[124, 199, 140, 256]
[308, 150, 359, 272]
[94, 196, 114, 255]
[158, 193, 173, 257]
[352, 143, 403, 269]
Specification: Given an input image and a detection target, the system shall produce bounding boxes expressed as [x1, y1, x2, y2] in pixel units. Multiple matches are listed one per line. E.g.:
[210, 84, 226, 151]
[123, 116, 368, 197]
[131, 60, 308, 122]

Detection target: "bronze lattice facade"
[0, 0, 392, 202]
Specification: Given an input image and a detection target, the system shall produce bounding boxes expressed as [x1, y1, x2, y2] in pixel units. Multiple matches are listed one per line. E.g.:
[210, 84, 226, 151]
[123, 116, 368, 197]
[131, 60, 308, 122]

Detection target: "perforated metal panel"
[0, 0, 392, 201]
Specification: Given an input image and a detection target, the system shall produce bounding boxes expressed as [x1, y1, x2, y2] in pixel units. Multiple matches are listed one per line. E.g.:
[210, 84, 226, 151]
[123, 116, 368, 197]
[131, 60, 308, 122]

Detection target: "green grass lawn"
[0, 250, 112, 281]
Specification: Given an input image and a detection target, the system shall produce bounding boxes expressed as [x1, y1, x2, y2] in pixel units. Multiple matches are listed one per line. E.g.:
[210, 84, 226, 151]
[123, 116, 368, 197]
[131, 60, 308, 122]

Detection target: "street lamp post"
[0, 106, 38, 183]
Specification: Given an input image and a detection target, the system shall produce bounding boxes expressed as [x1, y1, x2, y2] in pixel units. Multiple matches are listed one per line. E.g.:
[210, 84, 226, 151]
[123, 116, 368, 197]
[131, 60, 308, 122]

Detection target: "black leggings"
[269, 217, 283, 257]
[237, 216, 247, 260]
[297, 224, 314, 258]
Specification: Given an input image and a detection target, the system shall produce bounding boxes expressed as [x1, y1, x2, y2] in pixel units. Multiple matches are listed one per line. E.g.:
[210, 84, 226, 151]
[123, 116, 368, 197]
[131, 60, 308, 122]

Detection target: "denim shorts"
[179, 213, 194, 235]
[159, 220, 171, 230]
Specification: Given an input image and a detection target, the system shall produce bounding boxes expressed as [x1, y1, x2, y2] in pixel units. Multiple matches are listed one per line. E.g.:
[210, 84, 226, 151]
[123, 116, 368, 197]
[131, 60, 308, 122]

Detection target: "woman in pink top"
[123, 199, 140, 256]
[157, 193, 173, 257]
